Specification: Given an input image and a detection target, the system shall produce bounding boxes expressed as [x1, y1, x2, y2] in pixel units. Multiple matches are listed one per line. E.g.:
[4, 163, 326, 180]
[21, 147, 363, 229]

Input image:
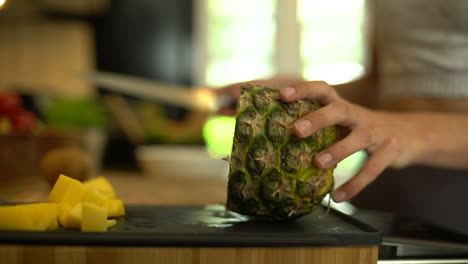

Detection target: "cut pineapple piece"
[58, 203, 84, 230]
[107, 219, 117, 228]
[28, 203, 59, 231]
[82, 186, 107, 205]
[101, 199, 125, 218]
[81, 202, 108, 232]
[59, 202, 114, 230]
[48, 174, 87, 205]
[0, 175, 124, 232]
[0, 205, 33, 231]
[57, 203, 72, 228]
[84, 177, 116, 199]
[0, 203, 59, 231]
[65, 203, 83, 229]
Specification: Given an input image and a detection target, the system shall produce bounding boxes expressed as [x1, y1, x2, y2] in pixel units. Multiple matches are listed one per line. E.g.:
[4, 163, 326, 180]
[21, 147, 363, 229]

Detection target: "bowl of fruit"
[0, 90, 38, 134]
[0, 91, 100, 184]
[0, 90, 42, 180]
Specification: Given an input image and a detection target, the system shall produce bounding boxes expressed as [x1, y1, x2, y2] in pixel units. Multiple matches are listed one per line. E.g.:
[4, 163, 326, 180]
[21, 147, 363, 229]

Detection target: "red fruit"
[9, 110, 37, 133]
[0, 91, 22, 116]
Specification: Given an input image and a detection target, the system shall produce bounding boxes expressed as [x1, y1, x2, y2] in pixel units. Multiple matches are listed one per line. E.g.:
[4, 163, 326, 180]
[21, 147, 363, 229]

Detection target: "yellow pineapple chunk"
[48, 174, 71, 202]
[66, 203, 83, 229]
[0, 203, 58, 231]
[48, 174, 87, 205]
[0, 205, 33, 231]
[83, 177, 116, 199]
[107, 219, 117, 228]
[0, 175, 124, 232]
[82, 186, 107, 205]
[28, 203, 59, 231]
[81, 202, 108, 232]
[101, 199, 126, 218]
[57, 203, 72, 228]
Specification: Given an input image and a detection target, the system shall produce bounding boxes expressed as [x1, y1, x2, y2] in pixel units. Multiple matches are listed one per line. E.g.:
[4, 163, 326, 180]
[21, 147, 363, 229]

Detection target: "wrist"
[406, 112, 465, 169]
[384, 112, 432, 168]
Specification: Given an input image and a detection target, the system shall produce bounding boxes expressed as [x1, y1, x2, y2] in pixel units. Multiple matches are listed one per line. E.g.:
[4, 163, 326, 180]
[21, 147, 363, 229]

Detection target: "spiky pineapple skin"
[226, 84, 337, 220]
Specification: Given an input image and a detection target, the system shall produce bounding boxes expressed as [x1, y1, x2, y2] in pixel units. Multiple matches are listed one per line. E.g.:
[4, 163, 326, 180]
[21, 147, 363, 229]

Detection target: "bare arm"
[408, 112, 468, 169]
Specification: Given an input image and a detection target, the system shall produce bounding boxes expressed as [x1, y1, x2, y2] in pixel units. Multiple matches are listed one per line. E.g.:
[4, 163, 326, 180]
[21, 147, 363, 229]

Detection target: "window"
[196, 0, 276, 87]
[200, 0, 367, 184]
[299, 0, 366, 85]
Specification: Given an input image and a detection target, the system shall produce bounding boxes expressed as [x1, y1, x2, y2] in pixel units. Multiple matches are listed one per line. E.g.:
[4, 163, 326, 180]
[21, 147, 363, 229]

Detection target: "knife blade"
[84, 71, 235, 112]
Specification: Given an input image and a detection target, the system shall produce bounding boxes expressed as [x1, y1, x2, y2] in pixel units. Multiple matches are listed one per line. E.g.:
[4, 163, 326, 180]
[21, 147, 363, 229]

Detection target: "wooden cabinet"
[0, 21, 95, 97]
[0, 245, 378, 264]
[0, 0, 98, 97]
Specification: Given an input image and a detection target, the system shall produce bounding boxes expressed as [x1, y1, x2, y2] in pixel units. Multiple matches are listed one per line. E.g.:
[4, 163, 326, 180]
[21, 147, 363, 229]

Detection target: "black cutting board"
[0, 204, 381, 247]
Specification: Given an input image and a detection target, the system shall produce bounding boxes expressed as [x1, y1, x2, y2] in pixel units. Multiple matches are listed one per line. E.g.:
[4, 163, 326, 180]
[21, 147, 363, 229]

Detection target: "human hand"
[280, 81, 430, 203]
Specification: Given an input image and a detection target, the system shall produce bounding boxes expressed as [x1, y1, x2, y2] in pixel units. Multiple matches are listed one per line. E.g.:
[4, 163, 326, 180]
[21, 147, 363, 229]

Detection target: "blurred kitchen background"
[0, 0, 367, 185]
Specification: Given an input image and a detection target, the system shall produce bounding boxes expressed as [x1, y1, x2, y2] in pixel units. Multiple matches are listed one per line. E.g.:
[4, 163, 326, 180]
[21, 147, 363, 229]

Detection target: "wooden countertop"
[0, 170, 229, 205]
[0, 170, 378, 264]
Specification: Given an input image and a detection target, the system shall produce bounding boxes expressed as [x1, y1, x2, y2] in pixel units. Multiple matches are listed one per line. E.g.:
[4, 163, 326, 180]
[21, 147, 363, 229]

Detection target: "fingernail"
[317, 153, 333, 167]
[295, 120, 312, 135]
[282, 87, 296, 97]
[333, 190, 347, 203]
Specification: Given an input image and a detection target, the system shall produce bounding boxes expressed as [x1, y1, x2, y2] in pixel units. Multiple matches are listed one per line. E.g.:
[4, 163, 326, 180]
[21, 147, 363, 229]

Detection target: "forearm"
[411, 112, 468, 170]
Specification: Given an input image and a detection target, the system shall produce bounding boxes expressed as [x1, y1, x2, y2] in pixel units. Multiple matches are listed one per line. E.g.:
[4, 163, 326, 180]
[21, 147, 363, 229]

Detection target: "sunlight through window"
[298, 0, 366, 84]
[204, 0, 276, 87]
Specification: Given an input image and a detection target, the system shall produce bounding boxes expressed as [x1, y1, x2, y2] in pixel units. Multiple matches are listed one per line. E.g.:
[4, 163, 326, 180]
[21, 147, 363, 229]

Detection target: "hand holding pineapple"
[221, 80, 468, 207]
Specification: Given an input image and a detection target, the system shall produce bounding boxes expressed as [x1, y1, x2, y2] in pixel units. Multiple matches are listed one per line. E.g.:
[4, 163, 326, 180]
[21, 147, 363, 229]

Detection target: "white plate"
[135, 145, 229, 179]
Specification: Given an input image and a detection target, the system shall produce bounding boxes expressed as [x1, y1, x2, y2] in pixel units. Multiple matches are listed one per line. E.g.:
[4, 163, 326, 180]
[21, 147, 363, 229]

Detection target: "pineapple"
[226, 84, 337, 220]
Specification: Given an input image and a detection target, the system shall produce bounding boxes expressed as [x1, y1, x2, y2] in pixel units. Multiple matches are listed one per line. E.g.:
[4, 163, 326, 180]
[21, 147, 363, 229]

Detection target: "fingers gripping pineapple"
[227, 85, 337, 220]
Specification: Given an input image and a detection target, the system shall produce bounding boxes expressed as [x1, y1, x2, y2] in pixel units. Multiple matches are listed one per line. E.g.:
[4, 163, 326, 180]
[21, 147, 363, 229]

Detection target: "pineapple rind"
[227, 84, 336, 220]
